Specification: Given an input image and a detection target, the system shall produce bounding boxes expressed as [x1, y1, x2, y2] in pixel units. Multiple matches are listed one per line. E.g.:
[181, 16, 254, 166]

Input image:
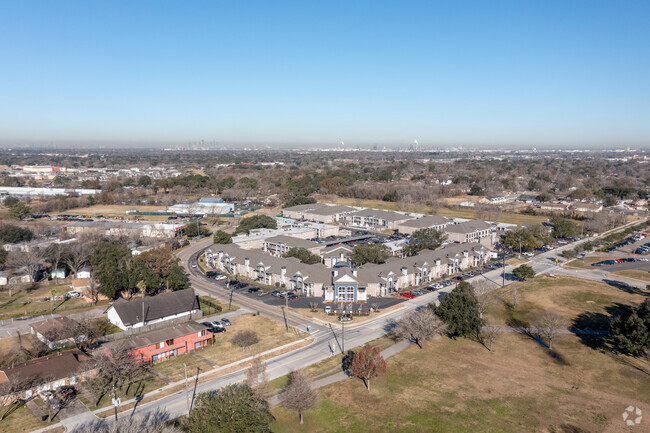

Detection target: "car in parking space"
[210, 322, 226, 333]
[441, 280, 452, 286]
[411, 289, 424, 296]
[215, 274, 227, 280]
[639, 258, 649, 262]
[206, 271, 217, 278]
[271, 290, 281, 297]
[221, 318, 232, 326]
[201, 321, 213, 328]
[324, 305, 332, 314]
[615, 259, 624, 263]
[248, 286, 260, 293]
[401, 291, 416, 299]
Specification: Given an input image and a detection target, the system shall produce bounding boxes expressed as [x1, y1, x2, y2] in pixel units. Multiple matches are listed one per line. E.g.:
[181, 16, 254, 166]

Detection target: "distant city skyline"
[2, 1, 649, 148]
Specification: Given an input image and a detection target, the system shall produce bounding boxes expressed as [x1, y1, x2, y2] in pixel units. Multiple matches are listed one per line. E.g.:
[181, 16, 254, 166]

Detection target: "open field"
[62, 204, 166, 216]
[487, 275, 647, 330]
[0, 283, 107, 320]
[271, 275, 650, 433]
[611, 269, 650, 283]
[318, 196, 548, 225]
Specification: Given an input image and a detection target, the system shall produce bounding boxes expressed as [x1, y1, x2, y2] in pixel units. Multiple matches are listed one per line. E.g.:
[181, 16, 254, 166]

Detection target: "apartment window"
[156, 342, 164, 349]
[165, 339, 174, 346]
[152, 354, 158, 362]
[196, 341, 201, 350]
[198, 330, 206, 337]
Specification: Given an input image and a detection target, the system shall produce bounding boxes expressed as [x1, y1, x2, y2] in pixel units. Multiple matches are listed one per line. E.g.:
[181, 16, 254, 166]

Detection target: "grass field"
[154, 314, 305, 381]
[271, 275, 649, 433]
[319, 196, 548, 225]
[611, 269, 650, 283]
[487, 275, 646, 330]
[0, 283, 106, 320]
[0, 402, 64, 433]
[564, 256, 604, 269]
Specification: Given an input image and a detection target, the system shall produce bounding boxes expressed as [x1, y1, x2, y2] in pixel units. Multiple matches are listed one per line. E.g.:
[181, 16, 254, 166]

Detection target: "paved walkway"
[267, 339, 411, 407]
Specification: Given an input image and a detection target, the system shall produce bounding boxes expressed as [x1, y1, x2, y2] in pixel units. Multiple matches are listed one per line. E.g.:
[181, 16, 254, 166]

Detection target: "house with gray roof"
[106, 289, 200, 330]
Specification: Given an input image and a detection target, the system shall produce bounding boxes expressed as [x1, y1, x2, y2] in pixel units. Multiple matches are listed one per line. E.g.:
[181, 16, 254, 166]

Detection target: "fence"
[102, 310, 204, 342]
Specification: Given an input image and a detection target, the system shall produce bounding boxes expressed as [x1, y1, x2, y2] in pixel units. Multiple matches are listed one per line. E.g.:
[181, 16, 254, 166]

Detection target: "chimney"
[281, 266, 286, 276]
[435, 258, 441, 266]
[333, 269, 338, 277]
[401, 267, 407, 276]
[352, 268, 357, 277]
[244, 257, 250, 267]
[463, 250, 469, 258]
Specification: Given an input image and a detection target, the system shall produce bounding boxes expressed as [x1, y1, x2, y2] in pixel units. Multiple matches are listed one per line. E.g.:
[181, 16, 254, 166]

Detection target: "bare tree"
[7, 248, 44, 284]
[75, 413, 182, 433]
[349, 344, 387, 391]
[231, 330, 259, 349]
[512, 287, 519, 309]
[0, 374, 38, 420]
[534, 311, 568, 350]
[87, 343, 146, 406]
[308, 302, 318, 312]
[480, 322, 501, 352]
[86, 277, 101, 305]
[64, 243, 91, 278]
[243, 355, 269, 397]
[45, 242, 66, 284]
[473, 280, 496, 319]
[393, 309, 447, 349]
[281, 370, 318, 425]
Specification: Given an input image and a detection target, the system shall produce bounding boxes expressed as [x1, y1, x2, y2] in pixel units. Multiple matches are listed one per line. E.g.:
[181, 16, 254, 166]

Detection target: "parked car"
[324, 306, 332, 314]
[205, 271, 216, 278]
[639, 258, 649, 262]
[221, 318, 232, 326]
[401, 291, 416, 299]
[201, 321, 213, 328]
[215, 274, 227, 280]
[248, 287, 260, 293]
[271, 290, 281, 297]
[67, 291, 81, 298]
[411, 289, 424, 296]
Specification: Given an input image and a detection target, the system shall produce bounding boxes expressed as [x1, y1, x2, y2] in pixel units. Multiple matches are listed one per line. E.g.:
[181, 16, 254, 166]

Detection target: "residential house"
[0, 349, 94, 401]
[481, 194, 509, 204]
[106, 289, 200, 330]
[51, 268, 68, 279]
[103, 322, 212, 365]
[397, 215, 449, 235]
[77, 265, 92, 279]
[443, 220, 496, 248]
[30, 316, 87, 350]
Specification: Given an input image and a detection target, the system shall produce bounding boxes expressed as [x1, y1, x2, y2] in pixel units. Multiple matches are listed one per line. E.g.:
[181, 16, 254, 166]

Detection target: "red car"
[401, 291, 416, 299]
[616, 259, 624, 263]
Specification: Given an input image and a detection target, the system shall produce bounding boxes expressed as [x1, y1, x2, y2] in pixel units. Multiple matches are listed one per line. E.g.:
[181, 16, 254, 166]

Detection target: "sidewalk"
[267, 339, 411, 407]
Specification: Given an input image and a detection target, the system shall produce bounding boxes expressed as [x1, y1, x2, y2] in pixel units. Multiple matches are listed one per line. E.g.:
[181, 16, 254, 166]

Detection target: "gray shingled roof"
[109, 289, 199, 327]
[264, 235, 321, 250]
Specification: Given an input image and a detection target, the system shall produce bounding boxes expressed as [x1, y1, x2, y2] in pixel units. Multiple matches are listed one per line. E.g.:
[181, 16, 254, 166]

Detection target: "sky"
[1, 1, 649, 148]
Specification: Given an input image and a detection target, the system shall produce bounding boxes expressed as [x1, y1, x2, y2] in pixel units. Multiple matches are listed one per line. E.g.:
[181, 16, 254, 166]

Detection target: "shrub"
[232, 330, 259, 348]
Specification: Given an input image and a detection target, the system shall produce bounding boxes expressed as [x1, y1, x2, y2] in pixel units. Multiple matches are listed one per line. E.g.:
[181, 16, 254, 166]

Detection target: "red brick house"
[104, 322, 212, 364]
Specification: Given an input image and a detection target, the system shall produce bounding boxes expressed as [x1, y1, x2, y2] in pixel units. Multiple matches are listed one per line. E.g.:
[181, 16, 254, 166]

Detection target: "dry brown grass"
[610, 269, 650, 282]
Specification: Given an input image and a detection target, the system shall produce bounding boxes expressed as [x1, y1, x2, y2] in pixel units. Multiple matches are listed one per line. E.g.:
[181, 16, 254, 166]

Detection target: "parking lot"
[591, 258, 650, 272]
[608, 233, 648, 254]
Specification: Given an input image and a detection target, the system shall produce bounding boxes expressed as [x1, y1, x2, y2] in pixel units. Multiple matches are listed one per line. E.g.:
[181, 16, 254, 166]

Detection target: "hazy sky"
[2, 1, 649, 148]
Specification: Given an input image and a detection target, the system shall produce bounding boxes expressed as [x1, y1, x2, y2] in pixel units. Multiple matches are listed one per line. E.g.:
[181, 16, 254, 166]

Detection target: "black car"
[248, 287, 260, 293]
[271, 290, 281, 297]
[206, 271, 217, 278]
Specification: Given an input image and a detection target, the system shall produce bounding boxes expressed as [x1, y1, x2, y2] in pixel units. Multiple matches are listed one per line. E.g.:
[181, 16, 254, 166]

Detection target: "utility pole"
[112, 383, 118, 422]
[184, 363, 190, 414]
[228, 281, 234, 310]
[340, 295, 345, 353]
[502, 252, 505, 287]
[518, 235, 522, 259]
